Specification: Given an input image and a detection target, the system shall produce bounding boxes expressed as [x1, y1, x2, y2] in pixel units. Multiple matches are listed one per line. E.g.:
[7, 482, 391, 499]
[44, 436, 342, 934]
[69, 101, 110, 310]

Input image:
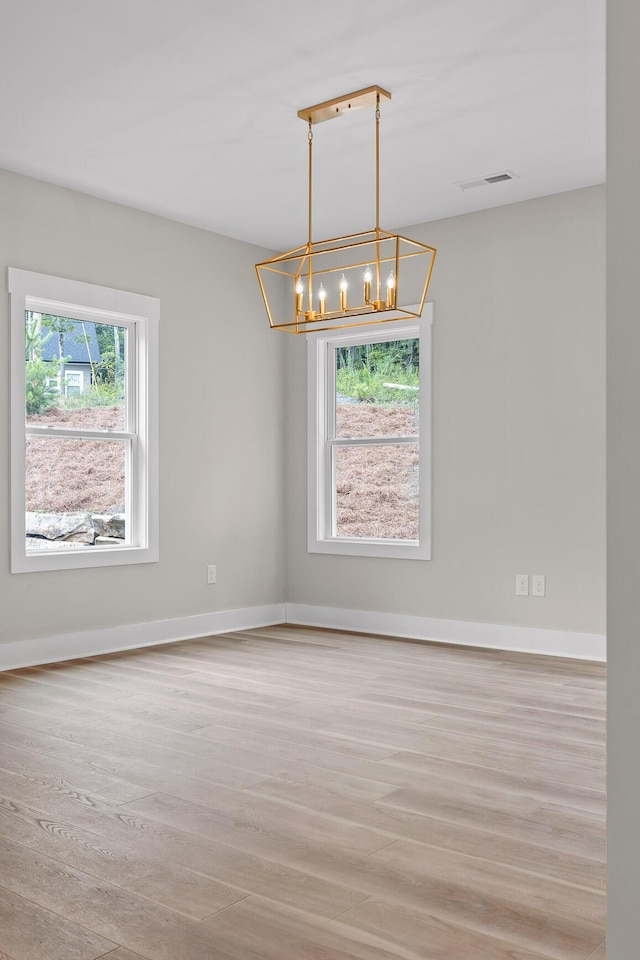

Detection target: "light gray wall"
[0, 168, 285, 644]
[285, 186, 606, 637]
[607, 0, 638, 955]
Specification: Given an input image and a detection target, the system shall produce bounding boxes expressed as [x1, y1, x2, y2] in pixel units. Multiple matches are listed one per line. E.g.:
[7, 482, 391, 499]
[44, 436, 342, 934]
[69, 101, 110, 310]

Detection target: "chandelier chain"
[308, 118, 313, 306]
[375, 91, 381, 234]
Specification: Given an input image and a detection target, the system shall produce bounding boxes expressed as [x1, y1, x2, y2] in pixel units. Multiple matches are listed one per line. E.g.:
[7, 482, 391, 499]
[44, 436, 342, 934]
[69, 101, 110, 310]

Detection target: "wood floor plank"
[206, 886, 600, 960]
[273, 695, 439, 726]
[0, 776, 369, 920]
[192, 723, 427, 785]
[338, 896, 589, 960]
[119, 788, 394, 860]
[0, 836, 242, 960]
[44, 714, 411, 790]
[370, 838, 605, 925]
[94, 950, 150, 960]
[371, 749, 606, 814]
[383, 742, 605, 791]
[203, 894, 424, 960]
[362, 681, 606, 721]
[0, 717, 269, 793]
[56, 728, 270, 792]
[584, 943, 606, 959]
[253, 764, 542, 819]
[138, 651, 592, 713]
[376, 785, 606, 861]
[357, 688, 605, 727]
[3, 664, 159, 698]
[320, 714, 606, 767]
[115, 789, 603, 958]
[281, 690, 606, 742]
[0, 677, 131, 712]
[0, 626, 605, 959]
[194, 714, 407, 761]
[322, 848, 603, 960]
[85, 653, 303, 705]
[0, 884, 116, 960]
[422, 709, 605, 748]
[43, 717, 398, 800]
[115, 688, 317, 730]
[0, 799, 247, 920]
[250, 776, 606, 889]
[0, 705, 110, 738]
[0, 736, 151, 804]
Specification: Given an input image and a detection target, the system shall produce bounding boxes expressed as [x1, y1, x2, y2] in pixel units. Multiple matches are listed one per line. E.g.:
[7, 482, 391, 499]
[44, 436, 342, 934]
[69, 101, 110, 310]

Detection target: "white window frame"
[9, 268, 159, 573]
[307, 307, 432, 560]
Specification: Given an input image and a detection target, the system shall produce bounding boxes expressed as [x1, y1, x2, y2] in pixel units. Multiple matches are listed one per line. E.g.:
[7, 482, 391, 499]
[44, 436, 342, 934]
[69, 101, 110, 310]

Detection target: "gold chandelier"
[256, 85, 436, 333]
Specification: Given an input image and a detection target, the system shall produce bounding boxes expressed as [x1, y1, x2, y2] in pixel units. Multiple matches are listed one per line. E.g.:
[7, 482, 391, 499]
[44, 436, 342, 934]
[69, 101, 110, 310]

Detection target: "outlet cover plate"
[532, 575, 546, 597]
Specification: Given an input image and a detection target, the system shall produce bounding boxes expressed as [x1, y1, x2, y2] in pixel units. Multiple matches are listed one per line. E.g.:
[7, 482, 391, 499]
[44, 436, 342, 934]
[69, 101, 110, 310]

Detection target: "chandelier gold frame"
[256, 85, 436, 333]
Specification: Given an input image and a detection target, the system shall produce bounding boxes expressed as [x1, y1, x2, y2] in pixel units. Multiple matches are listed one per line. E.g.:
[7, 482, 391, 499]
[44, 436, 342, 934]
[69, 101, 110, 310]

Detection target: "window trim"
[307, 307, 433, 560]
[9, 268, 159, 573]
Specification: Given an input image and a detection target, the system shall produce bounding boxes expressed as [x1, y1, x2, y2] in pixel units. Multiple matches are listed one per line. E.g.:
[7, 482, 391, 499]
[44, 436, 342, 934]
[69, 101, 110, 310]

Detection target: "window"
[307, 309, 432, 559]
[9, 268, 159, 572]
[64, 370, 84, 397]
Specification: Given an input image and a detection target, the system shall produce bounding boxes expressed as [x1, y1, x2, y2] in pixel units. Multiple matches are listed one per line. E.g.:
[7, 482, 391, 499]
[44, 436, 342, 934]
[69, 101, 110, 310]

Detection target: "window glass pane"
[335, 338, 419, 439]
[25, 312, 127, 431]
[25, 436, 126, 550]
[334, 443, 419, 540]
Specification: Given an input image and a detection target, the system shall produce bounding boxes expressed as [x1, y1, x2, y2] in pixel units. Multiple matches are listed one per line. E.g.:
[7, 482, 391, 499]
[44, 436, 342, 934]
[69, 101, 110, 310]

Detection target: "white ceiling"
[0, 0, 604, 252]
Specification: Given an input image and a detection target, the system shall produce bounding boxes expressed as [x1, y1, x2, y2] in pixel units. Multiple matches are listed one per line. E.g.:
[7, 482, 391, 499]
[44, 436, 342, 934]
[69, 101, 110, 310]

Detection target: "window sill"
[14, 542, 159, 574]
[308, 537, 431, 560]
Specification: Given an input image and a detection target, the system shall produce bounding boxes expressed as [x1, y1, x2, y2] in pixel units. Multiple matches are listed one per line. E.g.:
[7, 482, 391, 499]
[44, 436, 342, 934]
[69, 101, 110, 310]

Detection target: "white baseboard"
[285, 603, 606, 662]
[0, 603, 286, 671]
[0, 600, 605, 671]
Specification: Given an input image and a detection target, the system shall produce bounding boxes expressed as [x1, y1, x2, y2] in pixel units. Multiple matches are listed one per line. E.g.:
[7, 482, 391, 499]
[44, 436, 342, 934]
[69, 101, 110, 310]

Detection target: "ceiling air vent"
[456, 171, 518, 191]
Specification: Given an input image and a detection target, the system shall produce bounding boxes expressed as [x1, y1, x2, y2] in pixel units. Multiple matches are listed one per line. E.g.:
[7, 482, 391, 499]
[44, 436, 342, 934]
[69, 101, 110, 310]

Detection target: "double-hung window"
[9, 268, 159, 572]
[307, 309, 432, 559]
[64, 370, 84, 397]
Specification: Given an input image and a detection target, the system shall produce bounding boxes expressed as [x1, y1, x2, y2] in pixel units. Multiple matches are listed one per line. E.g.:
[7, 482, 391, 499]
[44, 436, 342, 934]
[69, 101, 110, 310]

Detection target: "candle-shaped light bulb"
[339, 274, 348, 312]
[386, 269, 396, 308]
[295, 277, 304, 314]
[318, 282, 327, 316]
[363, 265, 372, 305]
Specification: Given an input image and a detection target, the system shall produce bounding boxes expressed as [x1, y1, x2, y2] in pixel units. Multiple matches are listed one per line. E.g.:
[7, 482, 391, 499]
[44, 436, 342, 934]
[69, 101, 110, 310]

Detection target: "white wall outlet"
[207, 564, 217, 584]
[532, 575, 546, 597]
[515, 574, 529, 596]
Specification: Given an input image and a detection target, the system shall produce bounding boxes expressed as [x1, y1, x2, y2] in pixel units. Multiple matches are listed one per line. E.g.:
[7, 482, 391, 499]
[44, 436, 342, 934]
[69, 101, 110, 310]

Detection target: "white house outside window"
[307, 310, 432, 560]
[9, 268, 159, 573]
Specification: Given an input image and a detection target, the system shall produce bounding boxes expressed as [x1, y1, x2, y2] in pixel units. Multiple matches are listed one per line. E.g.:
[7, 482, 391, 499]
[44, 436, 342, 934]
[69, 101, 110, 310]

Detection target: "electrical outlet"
[532, 575, 546, 597]
[207, 564, 217, 584]
[515, 574, 529, 596]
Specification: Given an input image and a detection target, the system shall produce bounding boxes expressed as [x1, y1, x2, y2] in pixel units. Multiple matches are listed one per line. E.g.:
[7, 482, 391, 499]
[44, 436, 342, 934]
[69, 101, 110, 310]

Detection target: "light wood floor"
[0, 625, 606, 960]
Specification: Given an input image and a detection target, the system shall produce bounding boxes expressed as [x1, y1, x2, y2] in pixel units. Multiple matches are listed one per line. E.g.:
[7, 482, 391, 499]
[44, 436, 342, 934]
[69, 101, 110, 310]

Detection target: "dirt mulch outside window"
[26, 406, 125, 514]
[335, 403, 419, 540]
[25, 401, 419, 539]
